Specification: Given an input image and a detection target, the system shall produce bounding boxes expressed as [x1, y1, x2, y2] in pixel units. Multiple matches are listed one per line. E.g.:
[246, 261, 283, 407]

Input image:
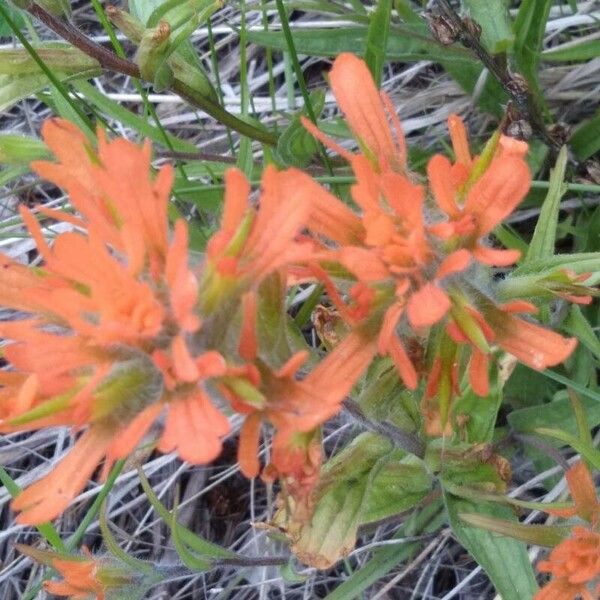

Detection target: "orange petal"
[566, 462, 600, 523]
[238, 413, 262, 478]
[436, 249, 471, 280]
[469, 349, 489, 397]
[407, 283, 451, 329]
[13, 428, 111, 525]
[158, 392, 229, 464]
[222, 168, 250, 232]
[171, 335, 199, 382]
[239, 290, 258, 361]
[447, 114, 472, 166]
[489, 313, 577, 370]
[498, 300, 538, 314]
[387, 336, 418, 390]
[329, 53, 402, 171]
[427, 154, 461, 219]
[472, 245, 521, 266]
[464, 156, 531, 235]
[377, 303, 404, 355]
[307, 329, 377, 403]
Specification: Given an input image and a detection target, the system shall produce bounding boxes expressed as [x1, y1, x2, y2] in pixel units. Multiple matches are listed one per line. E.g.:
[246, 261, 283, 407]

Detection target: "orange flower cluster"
[0, 53, 586, 533]
[17, 544, 139, 599]
[300, 53, 583, 431]
[536, 462, 600, 600]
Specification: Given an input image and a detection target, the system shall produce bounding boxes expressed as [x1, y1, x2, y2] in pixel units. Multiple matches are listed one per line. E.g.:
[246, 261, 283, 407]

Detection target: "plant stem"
[434, 0, 557, 151]
[24, 3, 278, 146]
[343, 398, 425, 458]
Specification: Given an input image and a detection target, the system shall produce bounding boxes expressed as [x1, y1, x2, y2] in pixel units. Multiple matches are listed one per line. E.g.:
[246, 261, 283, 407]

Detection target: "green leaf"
[444, 492, 538, 599]
[542, 39, 600, 63]
[323, 500, 444, 600]
[524, 146, 568, 263]
[138, 470, 236, 559]
[513, 0, 551, 110]
[0, 69, 98, 113]
[286, 433, 392, 568]
[508, 388, 600, 436]
[563, 305, 600, 362]
[0, 134, 50, 164]
[364, 0, 391, 87]
[535, 427, 600, 470]
[512, 252, 600, 278]
[361, 454, 432, 524]
[570, 112, 600, 161]
[72, 80, 196, 152]
[246, 25, 473, 64]
[458, 512, 569, 547]
[463, 0, 514, 54]
[0, 0, 25, 37]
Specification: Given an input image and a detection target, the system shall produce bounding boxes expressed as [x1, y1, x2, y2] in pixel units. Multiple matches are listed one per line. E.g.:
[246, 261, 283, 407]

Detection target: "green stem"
[65, 460, 125, 551]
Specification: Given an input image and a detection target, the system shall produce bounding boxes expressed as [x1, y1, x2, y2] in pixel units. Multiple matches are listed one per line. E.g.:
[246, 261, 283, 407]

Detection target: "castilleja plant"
[2, 53, 599, 597]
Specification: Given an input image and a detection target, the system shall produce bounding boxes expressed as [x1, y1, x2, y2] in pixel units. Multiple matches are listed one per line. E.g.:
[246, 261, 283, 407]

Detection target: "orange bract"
[535, 462, 600, 600]
[1, 122, 229, 525]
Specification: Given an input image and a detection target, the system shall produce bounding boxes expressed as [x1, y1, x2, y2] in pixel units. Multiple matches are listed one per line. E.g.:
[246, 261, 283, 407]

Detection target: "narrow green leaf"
[542, 40, 600, 63]
[458, 512, 569, 547]
[170, 497, 212, 571]
[99, 502, 153, 571]
[563, 305, 600, 362]
[72, 80, 196, 152]
[463, 0, 514, 54]
[364, 0, 391, 87]
[508, 382, 600, 436]
[535, 427, 600, 470]
[444, 492, 538, 598]
[525, 146, 568, 263]
[138, 470, 236, 559]
[567, 389, 594, 450]
[246, 26, 473, 64]
[513, 0, 552, 110]
[570, 112, 600, 161]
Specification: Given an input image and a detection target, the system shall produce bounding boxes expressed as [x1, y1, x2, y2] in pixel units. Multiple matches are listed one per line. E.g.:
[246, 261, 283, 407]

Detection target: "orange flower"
[536, 528, 600, 600]
[428, 116, 531, 267]
[17, 544, 138, 600]
[201, 166, 314, 313]
[301, 52, 406, 173]
[222, 329, 377, 481]
[1, 125, 229, 525]
[299, 52, 577, 410]
[535, 462, 600, 600]
[31, 119, 172, 276]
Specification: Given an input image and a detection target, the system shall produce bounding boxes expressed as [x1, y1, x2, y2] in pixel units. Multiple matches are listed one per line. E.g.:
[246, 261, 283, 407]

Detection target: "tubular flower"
[301, 52, 406, 173]
[17, 544, 141, 600]
[427, 117, 531, 267]
[1, 123, 229, 525]
[298, 52, 577, 425]
[221, 328, 377, 482]
[200, 166, 314, 313]
[535, 462, 600, 600]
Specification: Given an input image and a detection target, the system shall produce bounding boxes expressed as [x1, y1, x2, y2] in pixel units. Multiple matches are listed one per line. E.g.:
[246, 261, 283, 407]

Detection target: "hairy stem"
[26, 3, 278, 145]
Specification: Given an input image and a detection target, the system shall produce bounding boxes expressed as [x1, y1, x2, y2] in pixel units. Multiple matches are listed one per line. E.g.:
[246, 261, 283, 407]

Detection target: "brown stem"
[434, 0, 558, 150]
[25, 3, 278, 146]
[29, 2, 140, 76]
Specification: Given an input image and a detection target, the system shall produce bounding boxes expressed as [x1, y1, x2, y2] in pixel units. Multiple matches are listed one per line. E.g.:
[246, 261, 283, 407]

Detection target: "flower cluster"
[536, 462, 600, 600]
[0, 53, 587, 537]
